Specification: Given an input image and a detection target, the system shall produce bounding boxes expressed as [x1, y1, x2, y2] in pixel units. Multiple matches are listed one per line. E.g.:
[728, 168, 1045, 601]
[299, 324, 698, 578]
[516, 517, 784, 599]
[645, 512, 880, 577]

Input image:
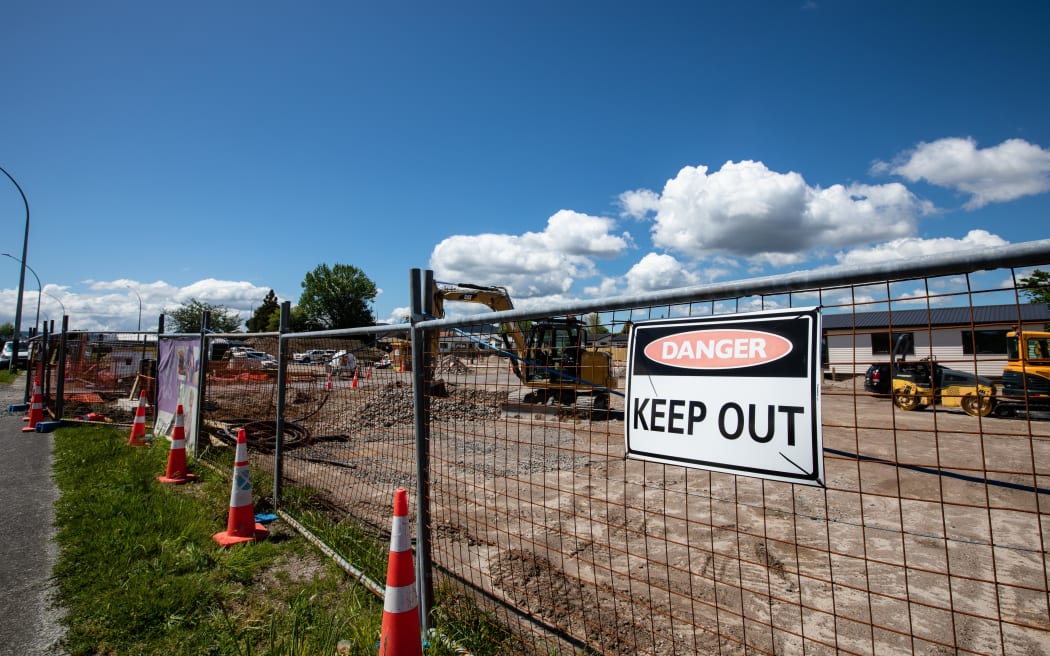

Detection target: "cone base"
[158, 473, 197, 485]
[213, 524, 269, 547]
[21, 425, 37, 433]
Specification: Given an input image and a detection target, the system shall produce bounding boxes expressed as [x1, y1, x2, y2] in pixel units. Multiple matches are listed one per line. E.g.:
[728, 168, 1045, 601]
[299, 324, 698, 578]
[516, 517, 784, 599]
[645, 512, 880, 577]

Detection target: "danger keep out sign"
[625, 307, 823, 486]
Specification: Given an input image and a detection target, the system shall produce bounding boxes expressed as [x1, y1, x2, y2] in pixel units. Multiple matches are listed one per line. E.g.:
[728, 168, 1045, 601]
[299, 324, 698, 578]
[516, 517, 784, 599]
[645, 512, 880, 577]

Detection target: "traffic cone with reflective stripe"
[213, 428, 269, 547]
[158, 404, 196, 484]
[128, 391, 148, 446]
[351, 369, 359, 389]
[22, 377, 43, 433]
[366, 366, 372, 380]
[326, 373, 333, 391]
[378, 488, 422, 656]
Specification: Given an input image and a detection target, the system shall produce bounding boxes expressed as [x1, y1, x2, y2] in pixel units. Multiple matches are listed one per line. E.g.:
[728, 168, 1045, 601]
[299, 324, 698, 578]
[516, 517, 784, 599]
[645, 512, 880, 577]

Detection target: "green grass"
[48, 419, 530, 655]
[0, 367, 25, 386]
[51, 425, 388, 656]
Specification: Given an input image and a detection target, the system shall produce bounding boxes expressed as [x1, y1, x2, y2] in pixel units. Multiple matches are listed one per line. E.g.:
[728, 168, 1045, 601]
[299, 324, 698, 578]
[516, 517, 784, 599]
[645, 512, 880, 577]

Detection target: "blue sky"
[2, 1, 1048, 332]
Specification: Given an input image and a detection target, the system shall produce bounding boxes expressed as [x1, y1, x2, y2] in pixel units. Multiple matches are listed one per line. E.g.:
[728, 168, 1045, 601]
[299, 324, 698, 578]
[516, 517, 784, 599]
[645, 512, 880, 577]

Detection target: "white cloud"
[623, 253, 701, 294]
[618, 189, 661, 219]
[583, 253, 702, 298]
[429, 210, 631, 299]
[627, 160, 928, 261]
[874, 137, 1050, 209]
[833, 229, 1009, 267]
[1, 278, 276, 332]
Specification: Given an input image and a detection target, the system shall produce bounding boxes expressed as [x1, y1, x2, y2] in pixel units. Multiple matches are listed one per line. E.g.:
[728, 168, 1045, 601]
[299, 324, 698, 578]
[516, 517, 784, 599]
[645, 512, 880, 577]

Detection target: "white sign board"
[625, 307, 823, 486]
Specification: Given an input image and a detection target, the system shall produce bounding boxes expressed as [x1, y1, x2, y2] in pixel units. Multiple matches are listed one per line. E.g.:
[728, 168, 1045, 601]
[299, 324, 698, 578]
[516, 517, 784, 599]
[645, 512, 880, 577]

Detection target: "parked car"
[0, 341, 29, 368]
[233, 350, 278, 370]
[864, 363, 892, 394]
[297, 349, 337, 364]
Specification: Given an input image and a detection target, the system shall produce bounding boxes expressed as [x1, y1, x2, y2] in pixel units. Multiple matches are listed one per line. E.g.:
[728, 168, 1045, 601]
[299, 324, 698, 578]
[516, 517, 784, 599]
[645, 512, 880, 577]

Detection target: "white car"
[0, 341, 29, 367]
[296, 349, 337, 364]
[234, 350, 278, 370]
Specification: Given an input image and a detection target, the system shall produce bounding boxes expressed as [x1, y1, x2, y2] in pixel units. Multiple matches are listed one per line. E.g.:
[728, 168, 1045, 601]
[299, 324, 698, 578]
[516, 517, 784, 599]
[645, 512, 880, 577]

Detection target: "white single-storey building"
[822, 303, 1050, 378]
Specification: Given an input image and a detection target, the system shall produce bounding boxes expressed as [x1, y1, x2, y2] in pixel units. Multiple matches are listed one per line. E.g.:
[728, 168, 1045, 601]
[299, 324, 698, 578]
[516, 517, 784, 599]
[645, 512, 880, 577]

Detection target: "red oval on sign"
[643, 329, 793, 370]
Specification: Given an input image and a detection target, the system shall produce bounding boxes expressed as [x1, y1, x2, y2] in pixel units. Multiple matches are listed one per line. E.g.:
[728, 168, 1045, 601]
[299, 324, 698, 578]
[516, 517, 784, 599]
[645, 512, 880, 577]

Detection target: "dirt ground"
[212, 363, 1050, 655]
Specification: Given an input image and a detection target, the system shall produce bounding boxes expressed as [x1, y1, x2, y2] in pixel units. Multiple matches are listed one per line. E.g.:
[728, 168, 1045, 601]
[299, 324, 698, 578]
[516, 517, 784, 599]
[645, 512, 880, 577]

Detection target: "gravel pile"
[355, 381, 506, 429]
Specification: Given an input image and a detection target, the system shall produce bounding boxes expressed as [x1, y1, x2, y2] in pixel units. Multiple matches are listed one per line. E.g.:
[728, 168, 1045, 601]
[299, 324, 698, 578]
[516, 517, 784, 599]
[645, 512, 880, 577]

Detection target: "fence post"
[193, 312, 210, 459]
[410, 268, 435, 635]
[55, 316, 68, 419]
[153, 315, 164, 411]
[40, 321, 50, 409]
[273, 301, 291, 509]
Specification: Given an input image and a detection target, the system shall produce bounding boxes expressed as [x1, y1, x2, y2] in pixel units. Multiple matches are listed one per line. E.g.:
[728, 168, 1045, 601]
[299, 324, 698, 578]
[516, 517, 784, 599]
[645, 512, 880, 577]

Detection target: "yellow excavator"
[430, 282, 618, 411]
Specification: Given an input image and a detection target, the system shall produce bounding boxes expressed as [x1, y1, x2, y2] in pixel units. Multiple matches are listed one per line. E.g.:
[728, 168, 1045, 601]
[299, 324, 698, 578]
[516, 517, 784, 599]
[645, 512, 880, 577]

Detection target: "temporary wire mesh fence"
[404, 252, 1050, 655]
[31, 239, 1050, 655]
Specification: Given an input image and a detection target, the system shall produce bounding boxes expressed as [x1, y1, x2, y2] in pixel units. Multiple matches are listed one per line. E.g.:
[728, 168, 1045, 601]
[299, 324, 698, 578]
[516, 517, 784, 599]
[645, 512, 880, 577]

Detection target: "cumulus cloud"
[619, 189, 661, 219]
[623, 253, 701, 294]
[873, 137, 1050, 209]
[429, 211, 631, 299]
[623, 160, 929, 261]
[584, 253, 702, 298]
[833, 229, 1009, 267]
[1, 278, 277, 332]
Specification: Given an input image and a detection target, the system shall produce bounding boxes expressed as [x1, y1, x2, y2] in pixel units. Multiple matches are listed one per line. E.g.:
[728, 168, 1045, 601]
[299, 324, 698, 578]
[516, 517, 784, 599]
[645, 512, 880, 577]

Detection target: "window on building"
[871, 332, 914, 356]
[961, 330, 1008, 355]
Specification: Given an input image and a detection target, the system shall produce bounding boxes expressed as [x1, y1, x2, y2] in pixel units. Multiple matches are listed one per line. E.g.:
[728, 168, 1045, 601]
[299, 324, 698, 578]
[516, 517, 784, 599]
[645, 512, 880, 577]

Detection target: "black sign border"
[625, 307, 823, 486]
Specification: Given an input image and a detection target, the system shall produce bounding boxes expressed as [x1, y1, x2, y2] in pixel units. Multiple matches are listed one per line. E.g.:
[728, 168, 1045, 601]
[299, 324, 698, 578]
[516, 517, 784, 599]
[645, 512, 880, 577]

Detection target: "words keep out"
[632, 397, 805, 445]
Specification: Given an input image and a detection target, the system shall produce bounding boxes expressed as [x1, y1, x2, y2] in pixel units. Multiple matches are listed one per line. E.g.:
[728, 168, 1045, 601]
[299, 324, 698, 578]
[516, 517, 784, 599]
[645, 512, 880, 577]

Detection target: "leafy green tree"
[585, 313, 609, 335]
[165, 299, 242, 333]
[0, 322, 13, 339]
[246, 290, 280, 332]
[1019, 269, 1050, 305]
[297, 263, 377, 330]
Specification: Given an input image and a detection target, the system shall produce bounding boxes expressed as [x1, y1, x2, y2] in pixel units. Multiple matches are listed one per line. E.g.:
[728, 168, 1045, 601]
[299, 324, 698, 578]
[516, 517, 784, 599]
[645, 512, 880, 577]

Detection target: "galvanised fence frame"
[36, 238, 1050, 654]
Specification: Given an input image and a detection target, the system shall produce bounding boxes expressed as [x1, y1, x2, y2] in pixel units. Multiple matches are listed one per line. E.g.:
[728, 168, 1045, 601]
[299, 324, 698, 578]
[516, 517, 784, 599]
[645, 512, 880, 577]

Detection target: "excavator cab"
[521, 319, 584, 384]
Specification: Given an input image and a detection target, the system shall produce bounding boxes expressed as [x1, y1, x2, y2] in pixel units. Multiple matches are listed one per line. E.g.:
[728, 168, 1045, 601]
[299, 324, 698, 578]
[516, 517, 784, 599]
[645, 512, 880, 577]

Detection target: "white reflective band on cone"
[229, 466, 252, 507]
[383, 583, 418, 614]
[389, 515, 410, 552]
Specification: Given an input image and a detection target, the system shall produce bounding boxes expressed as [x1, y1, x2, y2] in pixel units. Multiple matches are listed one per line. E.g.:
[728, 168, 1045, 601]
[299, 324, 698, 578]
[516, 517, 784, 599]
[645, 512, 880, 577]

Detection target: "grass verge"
[51, 424, 389, 655]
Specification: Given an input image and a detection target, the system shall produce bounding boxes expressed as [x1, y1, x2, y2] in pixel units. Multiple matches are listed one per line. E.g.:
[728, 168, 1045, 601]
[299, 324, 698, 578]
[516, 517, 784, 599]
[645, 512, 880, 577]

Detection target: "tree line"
[165, 263, 377, 333]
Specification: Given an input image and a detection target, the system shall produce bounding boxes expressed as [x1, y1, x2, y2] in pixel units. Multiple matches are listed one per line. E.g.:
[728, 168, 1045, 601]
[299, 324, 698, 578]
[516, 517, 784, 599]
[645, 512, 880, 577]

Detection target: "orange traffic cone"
[128, 391, 148, 446]
[351, 369, 359, 388]
[378, 488, 423, 656]
[326, 373, 333, 391]
[213, 428, 269, 547]
[366, 366, 372, 380]
[22, 377, 43, 433]
[158, 404, 196, 484]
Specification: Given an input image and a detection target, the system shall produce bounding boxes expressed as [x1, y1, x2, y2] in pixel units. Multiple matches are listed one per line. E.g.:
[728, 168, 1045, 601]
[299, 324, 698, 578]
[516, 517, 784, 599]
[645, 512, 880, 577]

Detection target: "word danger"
[643, 329, 792, 370]
[632, 397, 805, 444]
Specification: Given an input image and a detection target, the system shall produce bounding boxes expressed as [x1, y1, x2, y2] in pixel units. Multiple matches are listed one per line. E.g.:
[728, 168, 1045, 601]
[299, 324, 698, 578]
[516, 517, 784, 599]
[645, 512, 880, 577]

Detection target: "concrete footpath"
[0, 376, 66, 655]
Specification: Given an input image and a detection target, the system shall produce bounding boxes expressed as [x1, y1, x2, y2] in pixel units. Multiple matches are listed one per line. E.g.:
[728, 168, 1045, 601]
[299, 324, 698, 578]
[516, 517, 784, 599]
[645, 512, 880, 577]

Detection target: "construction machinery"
[889, 333, 997, 417]
[431, 282, 617, 411]
[993, 330, 1050, 417]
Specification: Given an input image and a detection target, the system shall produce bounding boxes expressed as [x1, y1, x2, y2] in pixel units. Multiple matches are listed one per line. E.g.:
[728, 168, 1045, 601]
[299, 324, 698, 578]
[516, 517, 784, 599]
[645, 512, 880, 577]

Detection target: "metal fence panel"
[408, 245, 1050, 655]
[165, 239, 1050, 655]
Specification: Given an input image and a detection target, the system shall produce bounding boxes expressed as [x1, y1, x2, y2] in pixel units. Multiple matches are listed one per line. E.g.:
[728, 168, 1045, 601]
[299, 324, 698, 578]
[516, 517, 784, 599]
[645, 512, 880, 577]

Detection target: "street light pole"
[45, 291, 66, 318]
[3, 253, 41, 335]
[0, 166, 29, 373]
[126, 286, 142, 331]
